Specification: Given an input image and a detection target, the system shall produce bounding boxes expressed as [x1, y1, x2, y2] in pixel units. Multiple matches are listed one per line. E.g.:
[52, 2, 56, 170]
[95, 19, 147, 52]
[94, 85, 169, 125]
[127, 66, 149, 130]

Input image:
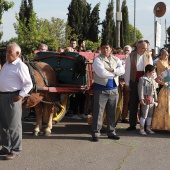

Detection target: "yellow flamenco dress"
[152, 69, 170, 130]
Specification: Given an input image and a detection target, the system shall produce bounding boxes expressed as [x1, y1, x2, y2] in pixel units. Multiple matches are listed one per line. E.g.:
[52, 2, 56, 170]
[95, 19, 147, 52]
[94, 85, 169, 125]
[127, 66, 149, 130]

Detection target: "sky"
[1, 0, 170, 49]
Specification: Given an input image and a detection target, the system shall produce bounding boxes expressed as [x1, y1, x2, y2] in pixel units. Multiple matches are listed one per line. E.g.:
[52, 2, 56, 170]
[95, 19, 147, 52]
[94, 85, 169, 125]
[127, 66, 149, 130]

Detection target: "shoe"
[92, 137, 99, 142]
[126, 126, 136, 131]
[139, 130, 147, 135]
[108, 135, 120, 140]
[79, 114, 87, 119]
[24, 113, 36, 120]
[0, 149, 8, 156]
[146, 129, 155, 134]
[71, 115, 82, 120]
[5, 153, 18, 160]
[64, 113, 74, 118]
[121, 119, 129, 123]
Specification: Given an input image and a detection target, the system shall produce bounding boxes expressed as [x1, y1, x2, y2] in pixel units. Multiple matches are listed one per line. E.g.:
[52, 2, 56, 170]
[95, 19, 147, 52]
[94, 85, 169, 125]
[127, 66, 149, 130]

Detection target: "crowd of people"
[0, 38, 170, 160]
[91, 39, 170, 141]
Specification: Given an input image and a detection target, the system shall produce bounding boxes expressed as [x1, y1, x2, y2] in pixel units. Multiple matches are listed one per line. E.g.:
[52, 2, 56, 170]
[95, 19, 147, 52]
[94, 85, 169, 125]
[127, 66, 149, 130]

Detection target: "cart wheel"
[53, 93, 68, 123]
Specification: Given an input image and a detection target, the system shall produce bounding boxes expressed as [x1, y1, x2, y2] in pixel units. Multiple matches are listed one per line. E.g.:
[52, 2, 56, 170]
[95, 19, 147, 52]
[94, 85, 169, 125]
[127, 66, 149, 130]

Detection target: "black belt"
[0, 90, 20, 94]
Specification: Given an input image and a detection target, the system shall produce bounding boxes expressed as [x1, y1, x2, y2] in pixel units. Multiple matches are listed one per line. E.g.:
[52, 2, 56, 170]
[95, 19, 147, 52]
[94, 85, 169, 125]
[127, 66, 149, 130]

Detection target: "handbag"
[144, 95, 153, 105]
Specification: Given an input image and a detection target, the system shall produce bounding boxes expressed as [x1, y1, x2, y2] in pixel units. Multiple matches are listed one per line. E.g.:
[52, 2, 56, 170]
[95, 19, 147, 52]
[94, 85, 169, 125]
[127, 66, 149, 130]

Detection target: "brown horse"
[22, 61, 57, 136]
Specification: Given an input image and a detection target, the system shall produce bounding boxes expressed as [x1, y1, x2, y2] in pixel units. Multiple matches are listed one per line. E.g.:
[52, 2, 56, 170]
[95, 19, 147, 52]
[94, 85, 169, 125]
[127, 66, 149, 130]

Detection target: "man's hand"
[105, 67, 114, 72]
[12, 95, 23, 102]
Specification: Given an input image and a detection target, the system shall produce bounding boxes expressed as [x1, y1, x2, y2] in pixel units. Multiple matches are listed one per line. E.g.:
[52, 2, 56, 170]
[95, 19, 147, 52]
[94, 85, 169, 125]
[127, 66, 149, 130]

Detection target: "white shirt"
[92, 56, 125, 78]
[124, 53, 145, 86]
[0, 58, 33, 97]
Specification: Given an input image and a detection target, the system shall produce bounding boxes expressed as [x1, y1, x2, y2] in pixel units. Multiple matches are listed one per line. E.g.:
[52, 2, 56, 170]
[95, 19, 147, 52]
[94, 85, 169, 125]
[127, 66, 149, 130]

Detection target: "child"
[138, 64, 157, 135]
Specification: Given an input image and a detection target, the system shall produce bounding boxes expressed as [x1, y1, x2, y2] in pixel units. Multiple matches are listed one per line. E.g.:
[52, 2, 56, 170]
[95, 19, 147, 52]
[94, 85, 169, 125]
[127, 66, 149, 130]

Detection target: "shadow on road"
[22, 118, 170, 140]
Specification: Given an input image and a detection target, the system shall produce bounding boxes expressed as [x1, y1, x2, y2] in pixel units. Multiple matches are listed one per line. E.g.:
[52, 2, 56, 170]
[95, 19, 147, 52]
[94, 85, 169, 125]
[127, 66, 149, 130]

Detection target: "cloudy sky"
[2, 0, 170, 48]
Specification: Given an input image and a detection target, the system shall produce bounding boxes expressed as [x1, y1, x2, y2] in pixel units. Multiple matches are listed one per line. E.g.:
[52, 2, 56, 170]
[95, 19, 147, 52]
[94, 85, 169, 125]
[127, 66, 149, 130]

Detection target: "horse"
[22, 61, 58, 136]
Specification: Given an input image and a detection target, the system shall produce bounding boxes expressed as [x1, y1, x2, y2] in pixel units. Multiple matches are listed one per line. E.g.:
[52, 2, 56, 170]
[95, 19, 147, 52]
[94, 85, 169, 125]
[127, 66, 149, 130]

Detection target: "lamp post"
[134, 0, 136, 42]
[116, 0, 122, 47]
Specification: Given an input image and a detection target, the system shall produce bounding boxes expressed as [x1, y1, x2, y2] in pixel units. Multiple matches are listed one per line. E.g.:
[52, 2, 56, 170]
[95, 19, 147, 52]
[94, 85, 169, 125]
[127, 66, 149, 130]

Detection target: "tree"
[0, 0, 14, 40]
[36, 17, 67, 49]
[19, 0, 27, 24]
[101, 0, 116, 48]
[120, 0, 130, 47]
[0, 0, 14, 24]
[88, 3, 100, 42]
[166, 26, 170, 53]
[67, 0, 84, 39]
[82, 1, 91, 40]
[67, 0, 100, 42]
[128, 23, 143, 45]
[14, 0, 38, 56]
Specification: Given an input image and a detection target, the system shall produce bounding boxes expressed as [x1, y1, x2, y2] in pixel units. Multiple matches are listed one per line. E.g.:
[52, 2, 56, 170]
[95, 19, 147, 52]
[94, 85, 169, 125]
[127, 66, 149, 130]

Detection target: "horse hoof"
[33, 131, 39, 136]
[44, 131, 51, 136]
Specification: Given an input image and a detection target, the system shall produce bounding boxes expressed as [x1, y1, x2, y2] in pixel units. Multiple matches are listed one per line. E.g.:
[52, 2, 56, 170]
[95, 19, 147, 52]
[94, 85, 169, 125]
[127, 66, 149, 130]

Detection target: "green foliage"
[88, 3, 100, 42]
[129, 23, 143, 45]
[85, 37, 101, 51]
[167, 26, 170, 53]
[101, 0, 116, 48]
[14, 15, 67, 58]
[0, 0, 14, 24]
[67, 0, 100, 42]
[0, 0, 14, 40]
[82, 2, 91, 40]
[120, 0, 130, 47]
[13, 0, 68, 58]
[67, 0, 84, 39]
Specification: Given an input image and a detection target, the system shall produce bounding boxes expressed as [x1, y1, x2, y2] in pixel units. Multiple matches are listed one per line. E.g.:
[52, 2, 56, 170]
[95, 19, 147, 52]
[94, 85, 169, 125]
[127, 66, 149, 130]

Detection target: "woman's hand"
[140, 99, 145, 105]
[164, 82, 168, 87]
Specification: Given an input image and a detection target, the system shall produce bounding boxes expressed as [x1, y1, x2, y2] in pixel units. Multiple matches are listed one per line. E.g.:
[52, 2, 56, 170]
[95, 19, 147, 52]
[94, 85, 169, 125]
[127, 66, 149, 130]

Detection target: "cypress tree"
[19, 0, 27, 23]
[82, 1, 91, 40]
[120, 0, 130, 47]
[19, 0, 33, 28]
[67, 0, 84, 38]
[88, 3, 100, 42]
[101, 0, 116, 48]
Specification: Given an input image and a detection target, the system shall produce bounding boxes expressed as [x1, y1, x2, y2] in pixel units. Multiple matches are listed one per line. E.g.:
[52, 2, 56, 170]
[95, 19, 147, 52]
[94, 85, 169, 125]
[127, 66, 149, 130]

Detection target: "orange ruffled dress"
[151, 69, 170, 130]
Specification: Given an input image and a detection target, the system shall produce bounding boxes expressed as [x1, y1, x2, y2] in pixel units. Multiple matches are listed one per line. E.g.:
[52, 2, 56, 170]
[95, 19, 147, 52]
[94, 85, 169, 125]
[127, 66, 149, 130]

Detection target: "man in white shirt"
[0, 42, 33, 160]
[124, 40, 153, 131]
[91, 41, 125, 142]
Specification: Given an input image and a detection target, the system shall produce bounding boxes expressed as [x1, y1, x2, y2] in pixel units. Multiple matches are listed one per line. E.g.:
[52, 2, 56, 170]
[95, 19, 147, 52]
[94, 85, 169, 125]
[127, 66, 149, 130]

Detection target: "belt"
[0, 90, 20, 94]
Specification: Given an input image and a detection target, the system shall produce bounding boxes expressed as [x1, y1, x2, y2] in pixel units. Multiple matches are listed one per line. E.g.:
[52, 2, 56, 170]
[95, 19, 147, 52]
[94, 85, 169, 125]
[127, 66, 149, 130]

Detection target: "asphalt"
[0, 116, 170, 170]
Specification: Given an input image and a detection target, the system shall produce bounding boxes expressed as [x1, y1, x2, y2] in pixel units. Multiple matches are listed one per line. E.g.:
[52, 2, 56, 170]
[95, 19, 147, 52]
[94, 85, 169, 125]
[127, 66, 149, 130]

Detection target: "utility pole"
[116, 0, 122, 47]
[165, 19, 167, 49]
[134, 0, 136, 42]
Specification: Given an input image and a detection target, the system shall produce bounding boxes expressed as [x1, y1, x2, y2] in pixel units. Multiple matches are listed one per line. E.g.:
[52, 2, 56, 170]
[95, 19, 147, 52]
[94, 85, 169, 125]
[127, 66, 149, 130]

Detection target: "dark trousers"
[70, 93, 86, 115]
[129, 81, 139, 127]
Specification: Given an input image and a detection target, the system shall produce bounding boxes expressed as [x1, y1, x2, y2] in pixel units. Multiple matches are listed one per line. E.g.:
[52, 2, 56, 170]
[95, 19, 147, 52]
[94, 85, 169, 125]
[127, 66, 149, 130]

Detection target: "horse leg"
[33, 104, 43, 136]
[43, 104, 55, 136]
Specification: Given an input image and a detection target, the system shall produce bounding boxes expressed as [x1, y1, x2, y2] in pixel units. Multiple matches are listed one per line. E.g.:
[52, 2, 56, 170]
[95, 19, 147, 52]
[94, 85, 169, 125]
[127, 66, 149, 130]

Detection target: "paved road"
[0, 116, 170, 170]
